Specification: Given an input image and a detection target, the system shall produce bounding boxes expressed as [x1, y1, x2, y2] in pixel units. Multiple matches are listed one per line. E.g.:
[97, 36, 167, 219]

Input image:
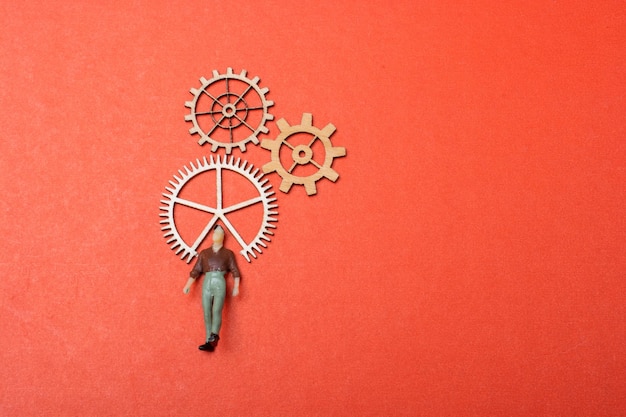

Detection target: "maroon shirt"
[189, 247, 241, 280]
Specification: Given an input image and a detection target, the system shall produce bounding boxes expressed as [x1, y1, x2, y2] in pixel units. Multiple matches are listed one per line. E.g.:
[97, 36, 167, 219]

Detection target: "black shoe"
[198, 341, 215, 351]
[208, 333, 220, 348]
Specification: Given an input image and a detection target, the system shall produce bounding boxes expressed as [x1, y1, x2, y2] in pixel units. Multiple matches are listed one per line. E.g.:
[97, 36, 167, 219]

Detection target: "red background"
[1, 1, 625, 416]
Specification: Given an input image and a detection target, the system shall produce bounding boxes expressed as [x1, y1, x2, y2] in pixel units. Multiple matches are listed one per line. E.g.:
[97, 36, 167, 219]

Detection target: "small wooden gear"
[185, 68, 275, 154]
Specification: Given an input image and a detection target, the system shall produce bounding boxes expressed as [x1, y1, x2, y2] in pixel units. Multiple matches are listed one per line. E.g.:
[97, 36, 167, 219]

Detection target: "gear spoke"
[232, 113, 256, 133]
[228, 117, 234, 143]
[309, 159, 323, 170]
[223, 196, 264, 214]
[243, 105, 265, 111]
[232, 84, 253, 106]
[216, 164, 223, 210]
[190, 215, 220, 251]
[200, 89, 223, 108]
[173, 197, 217, 213]
[194, 109, 223, 116]
[219, 215, 248, 253]
[206, 115, 227, 137]
[283, 139, 295, 150]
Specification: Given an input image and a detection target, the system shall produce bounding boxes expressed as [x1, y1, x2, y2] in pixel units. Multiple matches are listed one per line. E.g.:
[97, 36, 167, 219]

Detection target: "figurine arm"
[184, 253, 203, 294]
[232, 277, 240, 297]
[183, 277, 196, 294]
[227, 251, 241, 297]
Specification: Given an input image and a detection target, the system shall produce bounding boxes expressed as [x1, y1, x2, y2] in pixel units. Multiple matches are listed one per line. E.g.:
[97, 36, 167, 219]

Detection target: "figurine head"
[212, 225, 225, 246]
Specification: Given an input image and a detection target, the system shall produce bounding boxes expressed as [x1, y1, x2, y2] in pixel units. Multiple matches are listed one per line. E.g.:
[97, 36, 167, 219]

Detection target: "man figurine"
[183, 225, 240, 351]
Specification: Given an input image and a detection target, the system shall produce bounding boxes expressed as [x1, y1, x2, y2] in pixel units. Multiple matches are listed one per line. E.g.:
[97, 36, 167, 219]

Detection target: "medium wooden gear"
[261, 113, 346, 195]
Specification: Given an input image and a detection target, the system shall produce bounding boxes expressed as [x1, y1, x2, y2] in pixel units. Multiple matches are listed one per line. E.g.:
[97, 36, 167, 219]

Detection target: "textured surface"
[1, 1, 625, 416]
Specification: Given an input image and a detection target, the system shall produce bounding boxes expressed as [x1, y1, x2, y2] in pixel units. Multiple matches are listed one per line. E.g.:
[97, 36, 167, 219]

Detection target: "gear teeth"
[301, 113, 313, 126]
[276, 118, 290, 131]
[260, 139, 275, 151]
[304, 182, 317, 196]
[200, 77, 209, 84]
[262, 160, 281, 174]
[212, 70, 219, 78]
[322, 167, 340, 182]
[279, 179, 294, 193]
[321, 123, 337, 137]
[330, 146, 346, 158]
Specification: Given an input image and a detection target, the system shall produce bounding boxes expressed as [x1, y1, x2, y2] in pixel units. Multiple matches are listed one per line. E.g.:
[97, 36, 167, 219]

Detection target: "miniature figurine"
[183, 225, 240, 351]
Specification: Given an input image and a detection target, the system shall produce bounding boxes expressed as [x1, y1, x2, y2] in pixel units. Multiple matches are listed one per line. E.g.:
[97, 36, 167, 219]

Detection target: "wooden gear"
[160, 155, 278, 262]
[261, 113, 346, 195]
[184, 68, 275, 154]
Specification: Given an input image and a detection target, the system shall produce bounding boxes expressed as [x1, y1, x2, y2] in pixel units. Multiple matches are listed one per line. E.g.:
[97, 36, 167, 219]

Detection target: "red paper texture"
[1, 1, 624, 416]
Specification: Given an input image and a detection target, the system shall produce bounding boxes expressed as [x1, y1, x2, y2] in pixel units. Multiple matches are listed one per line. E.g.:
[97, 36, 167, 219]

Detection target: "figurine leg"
[211, 287, 225, 335]
[201, 271, 226, 341]
[201, 293, 213, 343]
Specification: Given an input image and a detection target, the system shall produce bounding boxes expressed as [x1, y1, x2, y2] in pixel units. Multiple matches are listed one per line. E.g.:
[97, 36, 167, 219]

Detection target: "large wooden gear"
[160, 155, 278, 262]
[261, 113, 346, 195]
